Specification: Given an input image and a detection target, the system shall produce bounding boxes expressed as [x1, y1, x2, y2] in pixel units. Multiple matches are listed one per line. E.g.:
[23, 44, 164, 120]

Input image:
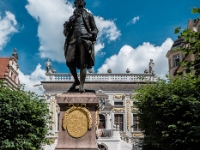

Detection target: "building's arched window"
[98, 114, 106, 129]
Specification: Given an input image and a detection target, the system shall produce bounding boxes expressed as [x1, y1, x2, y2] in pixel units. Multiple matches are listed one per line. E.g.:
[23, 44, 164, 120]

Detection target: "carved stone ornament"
[126, 68, 130, 73]
[96, 109, 99, 129]
[56, 104, 60, 113]
[132, 107, 138, 113]
[63, 105, 92, 138]
[132, 133, 143, 137]
[107, 68, 112, 73]
[113, 94, 125, 99]
[113, 107, 124, 112]
[49, 138, 55, 145]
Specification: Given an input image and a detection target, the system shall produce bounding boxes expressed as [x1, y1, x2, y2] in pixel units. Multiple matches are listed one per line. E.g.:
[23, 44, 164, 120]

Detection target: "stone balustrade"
[45, 73, 155, 82]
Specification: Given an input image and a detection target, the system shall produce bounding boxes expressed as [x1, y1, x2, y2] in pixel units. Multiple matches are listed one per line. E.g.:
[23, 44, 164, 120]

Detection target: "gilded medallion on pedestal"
[63, 105, 92, 138]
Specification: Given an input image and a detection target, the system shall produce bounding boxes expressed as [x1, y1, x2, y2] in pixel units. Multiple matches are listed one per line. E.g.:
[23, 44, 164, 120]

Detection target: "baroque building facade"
[166, 18, 200, 77]
[41, 60, 155, 150]
[0, 48, 20, 89]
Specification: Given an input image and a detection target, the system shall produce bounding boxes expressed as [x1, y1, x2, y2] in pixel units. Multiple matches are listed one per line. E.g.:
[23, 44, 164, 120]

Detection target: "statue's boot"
[79, 85, 85, 92]
[69, 80, 80, 91]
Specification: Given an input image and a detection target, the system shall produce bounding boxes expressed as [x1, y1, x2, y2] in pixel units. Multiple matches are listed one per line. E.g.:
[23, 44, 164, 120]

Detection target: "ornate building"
[0, 48, 20, 89]
[166, 18, 200, 77]
[41, 59, 155, 150]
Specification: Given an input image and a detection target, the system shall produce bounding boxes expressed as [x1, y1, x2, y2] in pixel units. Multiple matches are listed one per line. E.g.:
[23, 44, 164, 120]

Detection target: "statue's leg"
[68, 63, 80, 90]
[79, 67, 86, 92]
[68, 63, 79, 82]
[66, 41, 80, 90]
[78, 38, 87, 92]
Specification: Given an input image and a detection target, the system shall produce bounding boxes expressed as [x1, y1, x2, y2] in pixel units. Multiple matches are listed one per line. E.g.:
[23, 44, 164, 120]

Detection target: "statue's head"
[74, 0, 86, 8]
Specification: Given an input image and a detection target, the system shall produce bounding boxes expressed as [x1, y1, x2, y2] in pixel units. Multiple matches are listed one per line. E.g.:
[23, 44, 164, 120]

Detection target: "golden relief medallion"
[63, 105, 92, 138]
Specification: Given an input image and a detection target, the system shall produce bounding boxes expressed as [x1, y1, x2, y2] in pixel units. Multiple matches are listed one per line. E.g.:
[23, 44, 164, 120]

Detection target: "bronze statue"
[63, 0, 98, 92]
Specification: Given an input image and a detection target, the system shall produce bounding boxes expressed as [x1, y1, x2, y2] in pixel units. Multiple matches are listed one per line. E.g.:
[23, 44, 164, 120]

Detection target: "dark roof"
[171, 37, 184, 49]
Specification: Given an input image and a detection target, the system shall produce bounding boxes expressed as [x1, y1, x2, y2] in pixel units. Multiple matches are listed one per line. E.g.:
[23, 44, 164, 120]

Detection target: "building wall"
[0, 49, 20, 89]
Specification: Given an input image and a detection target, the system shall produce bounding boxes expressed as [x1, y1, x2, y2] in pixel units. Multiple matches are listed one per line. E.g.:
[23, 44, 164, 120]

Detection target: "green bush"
[0, 82, 51, 150]
[134, 75, 200, 150]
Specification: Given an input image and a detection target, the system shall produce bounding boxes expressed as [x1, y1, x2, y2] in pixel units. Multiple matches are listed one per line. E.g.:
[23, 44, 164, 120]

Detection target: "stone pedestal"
[55, 92, 99, 150]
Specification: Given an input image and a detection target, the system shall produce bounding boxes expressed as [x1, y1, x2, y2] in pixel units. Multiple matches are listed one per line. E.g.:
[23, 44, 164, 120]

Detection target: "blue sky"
[0, 0, 199, 92]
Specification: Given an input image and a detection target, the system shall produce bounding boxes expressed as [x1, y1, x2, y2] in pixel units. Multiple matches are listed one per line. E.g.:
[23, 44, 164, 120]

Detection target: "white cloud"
[95, 42, 105, 54]
[98, 38, 174, 78]
[0, 11, 18, 50]
[127, 16, 140, 25]
[95, 16, 121, 42]
[26, 0, 121, 62]
[26, 0, 73, 62]
[19, 64, 46, 94]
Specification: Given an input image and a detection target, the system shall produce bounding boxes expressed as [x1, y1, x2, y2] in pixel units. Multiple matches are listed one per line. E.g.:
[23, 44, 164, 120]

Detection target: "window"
[14, 76, 16, 82]
[183, 54, 186, 59]
[133, 114, 140, 131]
[173, 55, 179, 67]
[98, 114, 106, 129]
[114, 114, 123, 131]
[114, 102, 123, 106]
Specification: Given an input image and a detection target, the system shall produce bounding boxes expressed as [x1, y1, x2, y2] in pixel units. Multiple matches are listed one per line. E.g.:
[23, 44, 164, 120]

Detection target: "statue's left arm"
[88, 14, 98, 41]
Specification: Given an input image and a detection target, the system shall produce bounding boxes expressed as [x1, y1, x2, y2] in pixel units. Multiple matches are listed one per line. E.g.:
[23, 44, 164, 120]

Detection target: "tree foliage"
[0, 82, 51, 150]
[134, 75, 200, 150]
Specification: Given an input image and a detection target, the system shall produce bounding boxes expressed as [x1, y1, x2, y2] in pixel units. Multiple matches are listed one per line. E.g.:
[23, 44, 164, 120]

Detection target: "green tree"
[0, 82, 51, 150]
[134, 75, 200, 150]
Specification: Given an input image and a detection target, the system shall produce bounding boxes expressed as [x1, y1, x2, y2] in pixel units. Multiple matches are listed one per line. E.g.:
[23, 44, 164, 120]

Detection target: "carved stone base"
[55, 92, 99, 150]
